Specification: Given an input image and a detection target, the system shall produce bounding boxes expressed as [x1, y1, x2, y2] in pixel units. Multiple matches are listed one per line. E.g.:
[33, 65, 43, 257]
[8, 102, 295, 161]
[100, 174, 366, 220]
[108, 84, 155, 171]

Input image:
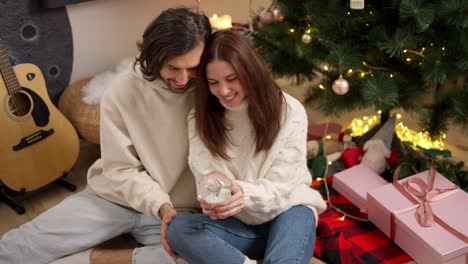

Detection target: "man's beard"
[165, 78, 194, 94]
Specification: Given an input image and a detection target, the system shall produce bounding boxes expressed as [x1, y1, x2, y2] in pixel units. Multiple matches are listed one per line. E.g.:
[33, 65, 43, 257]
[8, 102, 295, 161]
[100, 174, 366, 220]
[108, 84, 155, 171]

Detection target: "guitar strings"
[0, 50, 23, 116]
[0, 41, 22, 115]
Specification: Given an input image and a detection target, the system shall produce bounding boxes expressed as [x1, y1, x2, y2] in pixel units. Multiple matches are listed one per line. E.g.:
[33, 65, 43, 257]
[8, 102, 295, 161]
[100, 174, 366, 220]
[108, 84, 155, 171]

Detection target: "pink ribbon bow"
[403, 168, 459, 227]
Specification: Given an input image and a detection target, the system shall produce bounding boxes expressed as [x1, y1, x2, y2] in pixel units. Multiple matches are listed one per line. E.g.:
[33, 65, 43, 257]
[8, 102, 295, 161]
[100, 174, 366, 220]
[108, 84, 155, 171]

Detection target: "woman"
[167, 30, 326, 264]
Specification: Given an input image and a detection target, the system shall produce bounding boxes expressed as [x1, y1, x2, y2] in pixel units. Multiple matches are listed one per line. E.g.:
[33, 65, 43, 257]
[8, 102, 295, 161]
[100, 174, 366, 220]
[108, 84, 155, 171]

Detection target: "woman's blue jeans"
[167, 205, 316, 264]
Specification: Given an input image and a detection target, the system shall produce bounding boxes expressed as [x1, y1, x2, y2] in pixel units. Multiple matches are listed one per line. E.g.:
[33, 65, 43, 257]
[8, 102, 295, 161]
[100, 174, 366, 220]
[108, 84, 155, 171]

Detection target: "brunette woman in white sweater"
[167, 30, 326, 264]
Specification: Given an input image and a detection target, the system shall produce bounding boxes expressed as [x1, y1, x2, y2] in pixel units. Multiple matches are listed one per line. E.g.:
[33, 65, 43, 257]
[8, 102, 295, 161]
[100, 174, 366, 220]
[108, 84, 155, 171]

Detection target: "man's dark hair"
[134, 8, 211, 81]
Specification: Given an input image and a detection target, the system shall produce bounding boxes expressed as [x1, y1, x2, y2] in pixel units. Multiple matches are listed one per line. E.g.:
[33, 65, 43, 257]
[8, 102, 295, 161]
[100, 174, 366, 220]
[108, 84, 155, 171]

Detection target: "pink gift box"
[333, 164, 388, 212]
[368, 169, 468, 264]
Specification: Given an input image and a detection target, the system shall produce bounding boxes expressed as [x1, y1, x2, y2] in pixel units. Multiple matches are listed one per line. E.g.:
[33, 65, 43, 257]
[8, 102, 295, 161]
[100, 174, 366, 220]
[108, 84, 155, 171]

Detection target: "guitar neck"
[0, 40, 22, 95]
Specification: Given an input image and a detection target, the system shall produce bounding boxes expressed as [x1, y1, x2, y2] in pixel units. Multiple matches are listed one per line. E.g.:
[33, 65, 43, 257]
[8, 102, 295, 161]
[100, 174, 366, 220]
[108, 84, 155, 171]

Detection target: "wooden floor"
[0, 141, 100, 236]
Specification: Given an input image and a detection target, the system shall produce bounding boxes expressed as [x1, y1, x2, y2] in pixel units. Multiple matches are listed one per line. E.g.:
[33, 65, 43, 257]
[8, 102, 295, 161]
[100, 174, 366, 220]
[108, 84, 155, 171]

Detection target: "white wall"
[67, 0, 271, 82]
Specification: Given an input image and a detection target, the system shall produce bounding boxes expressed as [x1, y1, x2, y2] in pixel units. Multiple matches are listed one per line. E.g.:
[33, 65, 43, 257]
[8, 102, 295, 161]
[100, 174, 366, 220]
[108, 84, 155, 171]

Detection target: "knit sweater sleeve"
[236, 99, 312, 223]
[99, 89, 171, 219]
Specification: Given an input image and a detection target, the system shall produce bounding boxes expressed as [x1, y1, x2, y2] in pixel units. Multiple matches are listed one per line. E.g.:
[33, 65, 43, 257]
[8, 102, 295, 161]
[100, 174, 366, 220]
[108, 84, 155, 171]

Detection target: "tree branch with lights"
[253, 0, 468, 141]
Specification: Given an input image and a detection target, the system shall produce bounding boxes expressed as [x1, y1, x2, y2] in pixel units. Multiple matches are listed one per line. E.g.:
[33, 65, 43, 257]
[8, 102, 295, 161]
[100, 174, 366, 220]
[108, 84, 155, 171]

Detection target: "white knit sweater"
[188, 92, 326, 225]
[87, 64, 199, 218]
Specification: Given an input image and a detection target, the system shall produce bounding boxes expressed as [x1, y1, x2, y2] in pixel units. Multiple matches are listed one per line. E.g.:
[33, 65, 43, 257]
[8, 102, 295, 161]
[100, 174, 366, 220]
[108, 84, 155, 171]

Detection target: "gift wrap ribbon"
[389, 166, 468, 242]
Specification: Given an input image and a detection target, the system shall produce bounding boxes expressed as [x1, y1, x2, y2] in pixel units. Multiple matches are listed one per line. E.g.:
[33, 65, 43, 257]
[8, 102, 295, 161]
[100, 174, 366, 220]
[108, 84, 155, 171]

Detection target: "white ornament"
[272, 8, 281, 20]
[350, 0, 365, 10]
[259, 10, 274, 25]
[332, 75, 350, 95]
[198, 172, 232, 204]
[302, 33, 312, 44]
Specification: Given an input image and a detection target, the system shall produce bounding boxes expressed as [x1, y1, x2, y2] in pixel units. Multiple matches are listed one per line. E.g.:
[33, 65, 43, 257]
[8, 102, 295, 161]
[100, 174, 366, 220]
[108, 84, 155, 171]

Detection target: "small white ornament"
[272, 8, 281, 20]
[259, 10, 274, 25]
[332, 75, 350, 95]
[350, 0, 365, 10]
[198, 172, 232, 204]
[302, 33, 312, 44]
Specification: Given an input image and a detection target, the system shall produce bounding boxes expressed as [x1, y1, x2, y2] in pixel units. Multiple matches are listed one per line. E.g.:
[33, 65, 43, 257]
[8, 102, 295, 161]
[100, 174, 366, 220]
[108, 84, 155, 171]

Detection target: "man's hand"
[198, 182, 244, 220]
[159, 203, 179, 259]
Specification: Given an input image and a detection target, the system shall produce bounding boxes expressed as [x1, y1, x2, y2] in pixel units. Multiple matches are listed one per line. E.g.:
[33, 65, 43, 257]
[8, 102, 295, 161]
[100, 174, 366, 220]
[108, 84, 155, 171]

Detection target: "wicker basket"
[59, 78, 100, 144]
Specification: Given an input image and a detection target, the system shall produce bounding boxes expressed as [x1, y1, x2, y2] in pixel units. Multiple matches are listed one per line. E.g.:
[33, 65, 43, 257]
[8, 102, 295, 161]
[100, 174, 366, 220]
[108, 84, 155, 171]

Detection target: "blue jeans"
[167, 205, 316, 264]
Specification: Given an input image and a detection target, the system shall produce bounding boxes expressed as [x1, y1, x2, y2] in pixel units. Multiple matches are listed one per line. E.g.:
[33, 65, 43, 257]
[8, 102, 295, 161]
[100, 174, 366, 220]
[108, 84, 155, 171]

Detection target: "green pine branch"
[254, 0, 468, 138]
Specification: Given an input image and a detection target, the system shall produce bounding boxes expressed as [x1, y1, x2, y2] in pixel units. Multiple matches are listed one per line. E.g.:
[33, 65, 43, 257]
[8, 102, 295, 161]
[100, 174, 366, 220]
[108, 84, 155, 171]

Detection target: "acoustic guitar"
[0, 40, 79, 192]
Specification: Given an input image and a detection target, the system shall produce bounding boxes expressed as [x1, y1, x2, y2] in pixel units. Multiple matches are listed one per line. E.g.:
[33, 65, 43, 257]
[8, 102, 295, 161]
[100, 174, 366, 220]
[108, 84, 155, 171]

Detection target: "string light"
[362, 61, 391, 71]
[346, 113, 447, 150]
[317, 121, 370, 224]
[348, 115, 380, 136]
[396, 122, 446, 150]
[403, 48, 426, 58]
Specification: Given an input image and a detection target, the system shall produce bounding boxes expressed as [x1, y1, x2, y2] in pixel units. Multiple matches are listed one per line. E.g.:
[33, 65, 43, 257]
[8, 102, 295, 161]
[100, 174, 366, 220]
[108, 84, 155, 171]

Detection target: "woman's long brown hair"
[194, 30, 284, 160]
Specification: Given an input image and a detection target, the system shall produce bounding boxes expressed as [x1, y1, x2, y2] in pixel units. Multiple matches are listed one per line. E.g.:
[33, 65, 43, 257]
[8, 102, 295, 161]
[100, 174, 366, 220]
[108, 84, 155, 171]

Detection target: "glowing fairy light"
[346, 113, 447, 150]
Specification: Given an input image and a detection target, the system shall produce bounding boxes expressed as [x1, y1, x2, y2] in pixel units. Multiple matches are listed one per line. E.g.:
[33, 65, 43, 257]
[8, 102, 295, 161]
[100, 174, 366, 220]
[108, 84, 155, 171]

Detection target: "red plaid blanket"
[312, 177, 413, 264]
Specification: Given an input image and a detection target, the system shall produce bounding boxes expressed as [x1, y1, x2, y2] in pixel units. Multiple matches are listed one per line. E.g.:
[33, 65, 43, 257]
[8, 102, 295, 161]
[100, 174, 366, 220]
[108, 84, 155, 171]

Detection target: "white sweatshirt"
[87, 65, 199, 218]
[188, 92, 326, 225]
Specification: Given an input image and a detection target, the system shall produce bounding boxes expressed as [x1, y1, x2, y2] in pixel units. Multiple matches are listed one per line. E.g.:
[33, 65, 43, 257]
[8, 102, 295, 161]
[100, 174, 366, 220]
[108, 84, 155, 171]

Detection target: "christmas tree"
[253, 0, 468, 140]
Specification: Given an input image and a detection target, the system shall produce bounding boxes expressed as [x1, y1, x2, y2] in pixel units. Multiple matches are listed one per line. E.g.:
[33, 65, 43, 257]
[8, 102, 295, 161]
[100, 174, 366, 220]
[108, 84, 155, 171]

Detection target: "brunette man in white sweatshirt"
[0, 7, 211, 264]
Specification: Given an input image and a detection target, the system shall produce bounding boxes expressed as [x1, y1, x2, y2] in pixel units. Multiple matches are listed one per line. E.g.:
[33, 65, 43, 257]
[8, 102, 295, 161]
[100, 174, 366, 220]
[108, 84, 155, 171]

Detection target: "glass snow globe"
[198, 172, 232, 204]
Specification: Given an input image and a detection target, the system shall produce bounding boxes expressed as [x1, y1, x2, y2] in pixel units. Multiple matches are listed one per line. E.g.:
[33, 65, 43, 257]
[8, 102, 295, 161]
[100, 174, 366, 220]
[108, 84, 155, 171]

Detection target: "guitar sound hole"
[8, 92, 32, 117]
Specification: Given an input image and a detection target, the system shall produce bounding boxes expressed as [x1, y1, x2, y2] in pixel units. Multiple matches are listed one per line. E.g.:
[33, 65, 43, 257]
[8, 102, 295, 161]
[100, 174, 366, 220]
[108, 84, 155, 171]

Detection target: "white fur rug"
[82, 56, 133, 104]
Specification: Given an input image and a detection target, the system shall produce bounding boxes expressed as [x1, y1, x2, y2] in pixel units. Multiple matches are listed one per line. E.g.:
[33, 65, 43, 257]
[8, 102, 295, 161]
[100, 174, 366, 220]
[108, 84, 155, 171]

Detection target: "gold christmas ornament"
[332, 75, 350, 95]
[350, 0, 365, 10]
[259, 9, 274, 25]
[302, 33, 312, 44]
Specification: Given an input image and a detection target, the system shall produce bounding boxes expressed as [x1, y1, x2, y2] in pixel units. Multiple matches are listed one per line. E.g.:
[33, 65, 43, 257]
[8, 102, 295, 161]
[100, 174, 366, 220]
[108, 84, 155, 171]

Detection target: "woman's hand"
[198, 182, 244, 220]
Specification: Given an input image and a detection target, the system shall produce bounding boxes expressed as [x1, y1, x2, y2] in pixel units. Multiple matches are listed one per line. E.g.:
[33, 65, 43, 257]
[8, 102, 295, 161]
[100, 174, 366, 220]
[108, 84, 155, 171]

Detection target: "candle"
[210, 14, 232, 30]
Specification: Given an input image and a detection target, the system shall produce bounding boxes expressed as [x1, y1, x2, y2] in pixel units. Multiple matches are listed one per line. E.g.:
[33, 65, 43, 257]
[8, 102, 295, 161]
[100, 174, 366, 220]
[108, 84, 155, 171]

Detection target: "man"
[0, 7, 211, 264]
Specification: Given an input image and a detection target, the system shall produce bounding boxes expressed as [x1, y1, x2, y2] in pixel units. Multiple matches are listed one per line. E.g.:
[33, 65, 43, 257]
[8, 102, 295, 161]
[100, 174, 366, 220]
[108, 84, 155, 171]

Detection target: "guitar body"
[0, 63, 79, 192]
